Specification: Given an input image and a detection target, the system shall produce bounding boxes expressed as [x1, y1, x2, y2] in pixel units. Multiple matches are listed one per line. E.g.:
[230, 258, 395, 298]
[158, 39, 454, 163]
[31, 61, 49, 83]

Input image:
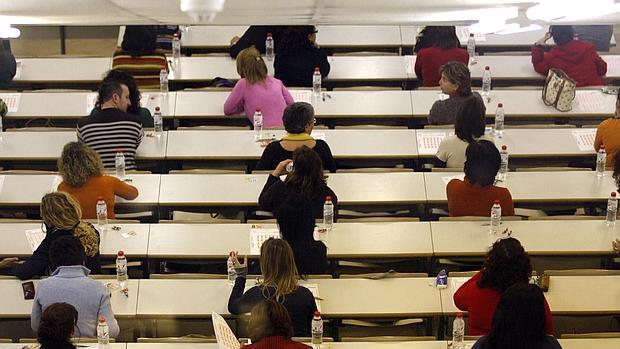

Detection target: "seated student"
[532, 25, 607, 87]
[37, 302, 79, 349]
[259, 146, 337, 219]
[447, 140, 515, 217]
[454, 237, 554, 336]
[594, 92, 620, 167]
[224, 47, 294, 128]
[0, 192, 101, 280]
[0, 39, 17, 89]
[245, 300, 312, 348]
[156, 25, 181, 51]
[229, 25, 288, 59]
[57, 142, 139, 220]
[112, 25, 168, 89]
[274, 26, 330, 87]
[428, 61, 482, 125]
[436, 95, 491, 169]
[276, 194, 327, 276]
[255, 102, 336, 172]
[228, 238, 317, 337]
[90, 69, 154, 128]
[414, 26, 469, 87]
[472, 283, 561, 349]
[31, 236, 120, 338]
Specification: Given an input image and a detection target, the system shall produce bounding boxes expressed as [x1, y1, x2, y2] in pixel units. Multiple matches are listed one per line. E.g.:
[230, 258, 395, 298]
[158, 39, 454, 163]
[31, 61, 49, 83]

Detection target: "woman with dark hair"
[259, 146, 337, 218]
[274, 25, 330, 87]
[37, 302, 79, 349]
[436, 94, 490, 168]
[90, 69, 154, 127]
[414, 26, 468, 87]
[112, 25, 168, 89]
[473, 283, 561, 349]
[0, 39, 16, 89]
[594, 92, 620, 168]
[255, 102, 336, 172]
[276, 193, 327, 275]
[428, 61, 482, 125]
[245, 300, 312, 348]
[446, 140, 514, 216]
[532, 25, 607, 87]
[454, 238, 554, 336]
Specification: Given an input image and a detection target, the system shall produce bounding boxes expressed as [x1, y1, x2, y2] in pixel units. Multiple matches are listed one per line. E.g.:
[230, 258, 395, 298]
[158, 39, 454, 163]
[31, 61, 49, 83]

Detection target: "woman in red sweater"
[453, 237, 554, 336]
[414, 26, 469, 87]
[531, 25, 607, 87]
[243, 300, 311, 348]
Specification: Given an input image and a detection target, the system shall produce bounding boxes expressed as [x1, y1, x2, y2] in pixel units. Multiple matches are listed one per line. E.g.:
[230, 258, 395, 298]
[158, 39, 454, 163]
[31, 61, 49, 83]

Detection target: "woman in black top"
[0, 39, 17, 89]
[255, 102, 336, 173]
[473, 283, 562, 349]
[276, 194, 327, 276]
[228, 238, 317, 337]
[38, 303, 79, 349]
[259, 146, 337, 219]
[274, 26, 330, 87]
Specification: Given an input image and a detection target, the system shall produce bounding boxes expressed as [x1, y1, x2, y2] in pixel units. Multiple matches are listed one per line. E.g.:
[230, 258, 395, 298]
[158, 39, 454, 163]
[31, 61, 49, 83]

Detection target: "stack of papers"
[289, 89, 313, 104]
[576, 91, 606, 111]
[571, 129, 596, 152]
[25, 229, 45, 252]
[249, 228, 281, 255]
[0, 93, 21, 112]
[416, 132, 447, 155]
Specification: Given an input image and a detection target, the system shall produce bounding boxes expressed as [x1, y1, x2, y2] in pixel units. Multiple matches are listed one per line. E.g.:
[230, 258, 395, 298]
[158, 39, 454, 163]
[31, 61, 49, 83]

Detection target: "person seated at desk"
[224, 47, 294, 128]
[0, 192, 101, 280]
[90, 69, 153, 128]
[447, 140, 514, 217]
[613, 238, 620, 253]
[472, 283, 561, 349]
[229, 25, 288, 59]
[259, 146, 338, 219]
[275, 26, 330, 87]
[228, 238, 317, 337]
[276, 194, 327, 276]
[0, 39, 16, 89]
[436, 95, 491, 169]
[57, 142, 139, 220]
[594, 92, 620, 168]
[112, 25, 168, 89]
[77, 80, 144, 171]
[428, 61, 482, 125]
[255, 102, 336, 172]
[244, 300, 312, 349]
[455, 237, 554, 336]
[532, 25, 607, 87]
[156, 25, 181, 51]
[414, 26, 469, 87]
[37, 302, 79, 349]
[31, 236, 120, 338]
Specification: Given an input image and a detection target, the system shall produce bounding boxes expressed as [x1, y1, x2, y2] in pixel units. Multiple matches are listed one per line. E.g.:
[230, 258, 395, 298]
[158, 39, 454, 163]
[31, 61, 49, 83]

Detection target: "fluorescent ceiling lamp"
[0, 21, 20, 39]
[180, 0, 226, 23]
[527, 0, 620, 21]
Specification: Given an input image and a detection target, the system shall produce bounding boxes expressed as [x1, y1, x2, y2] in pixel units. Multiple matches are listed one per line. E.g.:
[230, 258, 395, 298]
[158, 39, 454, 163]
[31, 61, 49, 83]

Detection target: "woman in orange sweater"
[594, 92, 620, 168]
[57, 142, 138, 219]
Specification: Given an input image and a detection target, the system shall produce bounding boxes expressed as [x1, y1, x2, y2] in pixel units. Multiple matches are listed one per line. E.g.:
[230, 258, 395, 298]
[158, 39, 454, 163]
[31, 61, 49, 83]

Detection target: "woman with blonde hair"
[224, 46, 294, 128]
[57, 142, 138, 219]
[0, 192, 101, 280]
[228, 238, 317, 337]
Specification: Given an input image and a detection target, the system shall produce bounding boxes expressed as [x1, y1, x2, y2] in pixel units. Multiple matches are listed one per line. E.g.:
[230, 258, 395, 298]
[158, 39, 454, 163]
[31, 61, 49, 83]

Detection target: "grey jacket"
[428, 92, 484, 125]
[31, 265, 120, 338]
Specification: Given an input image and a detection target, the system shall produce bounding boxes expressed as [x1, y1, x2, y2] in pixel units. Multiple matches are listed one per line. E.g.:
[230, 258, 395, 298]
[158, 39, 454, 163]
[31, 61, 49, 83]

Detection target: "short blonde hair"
[236, 47, 268, 85]
[41, 192, 82, 230]
[259, 238, 299, 301]
[58, 142, 104, 187]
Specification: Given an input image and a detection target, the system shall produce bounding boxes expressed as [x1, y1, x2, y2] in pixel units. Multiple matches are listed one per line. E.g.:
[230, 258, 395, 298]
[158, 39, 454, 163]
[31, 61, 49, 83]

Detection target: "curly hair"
[37, 302, 78, 348]
[478, 237, 532, 292]
[58, 142, 104, 187]
[41, 192, 82, 231]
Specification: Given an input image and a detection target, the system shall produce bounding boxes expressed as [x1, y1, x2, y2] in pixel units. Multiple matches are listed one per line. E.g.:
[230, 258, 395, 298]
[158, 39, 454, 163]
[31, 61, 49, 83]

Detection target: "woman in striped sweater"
[113, 26, 168, 89]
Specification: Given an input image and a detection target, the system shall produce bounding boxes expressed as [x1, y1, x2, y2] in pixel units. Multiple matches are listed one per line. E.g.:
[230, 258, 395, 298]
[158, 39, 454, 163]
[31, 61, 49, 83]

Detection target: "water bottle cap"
[116, 149, 123, 153]
[494, 200, 500, 204]
[600, 145, 605, 149]
[117, 250, 125, 257]
[325, 196, 332, 201]
[314, 311, 321, 317]
[469, 33, 474, 37]
[485, 66, 490, 70]
[612, 192, 617, 197]
[98, 316, 106, 323]
[173, 32, 178, 38]
[98, 196, 103, 200]
[314, 67, 320, 72]
[267, 32, 272, 36]
[255, 108, 261, 112]
[497, 103, 503, 108]
[456, 312, 464, 317]
[501, 145, 507, 150]
[155, 106, 160, 111]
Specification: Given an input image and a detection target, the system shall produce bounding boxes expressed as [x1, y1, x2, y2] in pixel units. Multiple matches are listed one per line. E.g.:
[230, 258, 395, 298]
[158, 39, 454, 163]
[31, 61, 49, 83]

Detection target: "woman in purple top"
[224, 47, 294, 128]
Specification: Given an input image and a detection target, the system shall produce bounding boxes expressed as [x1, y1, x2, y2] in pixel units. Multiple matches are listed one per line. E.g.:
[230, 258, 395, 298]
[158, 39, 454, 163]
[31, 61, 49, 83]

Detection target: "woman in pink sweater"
[224, 47, 294, 128]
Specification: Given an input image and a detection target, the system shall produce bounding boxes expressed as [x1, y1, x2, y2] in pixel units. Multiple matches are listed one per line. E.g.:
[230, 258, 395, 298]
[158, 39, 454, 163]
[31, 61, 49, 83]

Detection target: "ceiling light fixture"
[0, 21, 20, 39]
[180, 0, 226, 23]
[527, 0, 620, 21]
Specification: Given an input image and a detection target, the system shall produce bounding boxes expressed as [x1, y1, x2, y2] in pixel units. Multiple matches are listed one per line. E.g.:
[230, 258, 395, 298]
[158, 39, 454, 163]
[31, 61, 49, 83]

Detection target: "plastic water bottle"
[323, 196, 334, 230]
[97, 316, 110, 344]
[452, 312, 465, 349]
[467, 33, 476, 63]
[159, 69, 169, 94]
[606, 192, 618, 226]
[153, 106, 163, 137]
[116, 250, 128, 292]
[96, 197, 108, 232]
[227, 255, 236, 286]
[494, 103, 504, 138]
[596, 145, 606, 177]
[436, 269, 448, 289]
[311, 311, 323, 345]
[0, 113, 3, 140]
[253, 108, 263, 140]
[115, 150, 126, 181]
[490, 200, 502, 234]
[497, 145, 509, 182]
[313, 67, 321, 96]
[265, 32, 274, 61]
[482, 66, 492, 98]
[172, 32, 181, 66]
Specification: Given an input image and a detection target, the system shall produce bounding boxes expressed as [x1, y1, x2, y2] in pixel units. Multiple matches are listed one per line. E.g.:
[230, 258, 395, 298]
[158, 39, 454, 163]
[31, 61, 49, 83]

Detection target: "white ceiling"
[0, 0, 619, 25]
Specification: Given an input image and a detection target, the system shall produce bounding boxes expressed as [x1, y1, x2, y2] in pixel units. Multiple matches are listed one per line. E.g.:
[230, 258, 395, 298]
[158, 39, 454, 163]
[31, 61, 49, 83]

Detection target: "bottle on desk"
[0, 111, 3, 140]
[159, 69, 169, 94]
[436, 269, 448, 289]
[497, 145, 508, 182]
[97, 316, 110, 344]
[311, 311, 324, 345]
[313, 67, 322, 96]
[494, 103, 504, 138]
[265, 32, 275, 61]
[596, 145, 606, 177]
[467, 33, 476, 63]
[452, 312, 465, 349]
[96, 197, 108, 232]
[490, 200, 502, 235]
[153, 106, 163, 137]
[172, 32, 181, 66]
[481, 66, 492, 98]
[606, 192, 618, 226]
[115, 150, 126, 181]
[253, 108, 263, 141]
[116, 250, 128, 292]
[323, 196, 334, 230]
